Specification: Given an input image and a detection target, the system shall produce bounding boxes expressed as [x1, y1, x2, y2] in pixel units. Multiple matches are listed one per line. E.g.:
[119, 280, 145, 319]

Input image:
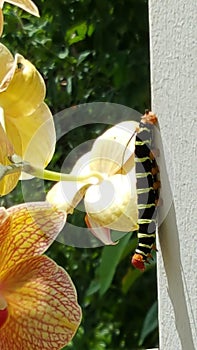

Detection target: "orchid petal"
[0, 43, 14, 82]
[85, 214, 117, 245]
[0, 207, 9, 247]
[0, 117, 19, 195]
[84, 171, 138, 232]
[70, 151, 91, 176]
[0, 202, 66, 272]
[0, 255, 81, 350]
[89, 121, 138, 176]
[0, 295, 8, 328]
[3, 0, 39, 17]
[46, 152, 93, 213]
[0, 53, 45, 117]
[46, 180, 88, 214]
[5, 102, 56, 175]
[0, 8, 3, 37]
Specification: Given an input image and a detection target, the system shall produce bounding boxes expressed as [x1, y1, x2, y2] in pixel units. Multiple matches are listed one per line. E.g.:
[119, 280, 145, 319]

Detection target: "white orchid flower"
[47, 121, 139, 245]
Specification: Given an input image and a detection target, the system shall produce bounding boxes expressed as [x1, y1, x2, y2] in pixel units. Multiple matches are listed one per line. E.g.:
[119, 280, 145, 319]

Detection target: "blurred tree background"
[1, 0, 158, 349]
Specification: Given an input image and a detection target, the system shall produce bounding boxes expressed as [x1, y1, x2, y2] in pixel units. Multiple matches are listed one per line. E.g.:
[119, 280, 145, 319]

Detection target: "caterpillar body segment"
[131, 111, 160, 271]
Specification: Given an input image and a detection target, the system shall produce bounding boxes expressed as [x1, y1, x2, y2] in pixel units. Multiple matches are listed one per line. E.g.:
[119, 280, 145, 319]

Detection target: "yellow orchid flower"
[0, 43, 56, 195]
[0, 0, 39, 36]
[0, 201, 82, 349]
[47, 121, 140, 245]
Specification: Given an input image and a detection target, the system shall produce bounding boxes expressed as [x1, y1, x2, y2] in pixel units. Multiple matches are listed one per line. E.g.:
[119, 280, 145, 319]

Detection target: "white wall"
[149, 1, 197, 349]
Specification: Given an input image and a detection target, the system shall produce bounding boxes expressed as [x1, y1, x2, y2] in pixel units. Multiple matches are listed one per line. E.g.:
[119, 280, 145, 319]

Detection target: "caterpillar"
[131, 110, 160, 271]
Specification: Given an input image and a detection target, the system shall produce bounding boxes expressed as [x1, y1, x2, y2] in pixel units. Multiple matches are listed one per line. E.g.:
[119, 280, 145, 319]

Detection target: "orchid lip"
[0, 295, 8, 329]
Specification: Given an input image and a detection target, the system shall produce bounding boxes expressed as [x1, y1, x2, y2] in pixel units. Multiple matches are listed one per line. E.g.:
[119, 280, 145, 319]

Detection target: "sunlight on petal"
[47, 180, 88, 214]
[0, 54, 45, 117]
[0, 255, 81, 350]
[0, 44, 56, 193]
[0, 8, 3, 37]
[0, 43, 15, 84]
[89, 121, 138, 175]
[0, 202, 66, 272]
[84, 172, 138, 232]
[70, 151, 92, 177]
[5, 103, 56, 175]
[0, 114, 14, 162]
[0, 120, 20, 196]
[47, 152, 95, 212]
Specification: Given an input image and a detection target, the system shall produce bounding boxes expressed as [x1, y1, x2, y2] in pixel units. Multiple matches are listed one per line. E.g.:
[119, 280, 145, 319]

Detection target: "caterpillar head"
[131, 253, 145, 271]
[141, 110, 158, 125]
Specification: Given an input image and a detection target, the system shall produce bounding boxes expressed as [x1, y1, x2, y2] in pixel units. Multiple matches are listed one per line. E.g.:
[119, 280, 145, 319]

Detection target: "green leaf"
[66, 76, 72, 94]
[86, 279, 100, 296]
[98, 232, 132, 296]
[58, 48, 69, 59]
[87, 23, 95, 37]
[121, 268, 143, 294]
[77, 50, 91, 66]
[138, 301, 158, 346]
[66, 22, 88, 45]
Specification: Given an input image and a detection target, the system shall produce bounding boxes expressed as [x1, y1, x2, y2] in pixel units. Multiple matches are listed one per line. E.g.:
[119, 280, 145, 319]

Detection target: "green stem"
[24, 164, 103, 183]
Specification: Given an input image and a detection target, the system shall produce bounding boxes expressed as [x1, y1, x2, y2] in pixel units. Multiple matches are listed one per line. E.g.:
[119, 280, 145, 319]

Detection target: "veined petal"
[0, 53, 45, 117]
[0, 207, 9, 246]
[0, 255, 81, 350]
[5, 102, 56, 175]
[0, 120, 20, 196]
[3, 0, 39, 17]
[85, 214, 117, 245]
[0, 202, 66, 272]
[89, 121, 139, 176]
[84, 171, 138, 232]
[0, 43, 14, 82]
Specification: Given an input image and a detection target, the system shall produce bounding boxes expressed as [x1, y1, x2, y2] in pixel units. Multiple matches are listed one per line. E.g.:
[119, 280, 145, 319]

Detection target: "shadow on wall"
[159, 204, 196, 350]
[157, 124, 196, 350]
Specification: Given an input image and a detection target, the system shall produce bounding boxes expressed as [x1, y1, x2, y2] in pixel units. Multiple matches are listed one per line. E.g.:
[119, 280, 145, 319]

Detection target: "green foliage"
[139, 301, 158, 346]
[88, 232, 133, 296]
[1, 0, 158, 349]
[2, 0, 150, 113]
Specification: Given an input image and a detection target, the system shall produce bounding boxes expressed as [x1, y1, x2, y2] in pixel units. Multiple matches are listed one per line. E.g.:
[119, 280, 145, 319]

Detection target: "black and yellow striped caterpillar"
[131, 110, 160, 271]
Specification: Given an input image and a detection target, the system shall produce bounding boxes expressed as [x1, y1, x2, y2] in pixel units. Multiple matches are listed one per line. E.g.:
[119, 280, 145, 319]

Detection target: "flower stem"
[7, 155, 103, 184]
[23, 164, 103, 184]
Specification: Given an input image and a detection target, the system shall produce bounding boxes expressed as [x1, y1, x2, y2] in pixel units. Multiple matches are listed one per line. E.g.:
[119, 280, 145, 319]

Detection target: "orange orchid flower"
[0, 202, 82, 349]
